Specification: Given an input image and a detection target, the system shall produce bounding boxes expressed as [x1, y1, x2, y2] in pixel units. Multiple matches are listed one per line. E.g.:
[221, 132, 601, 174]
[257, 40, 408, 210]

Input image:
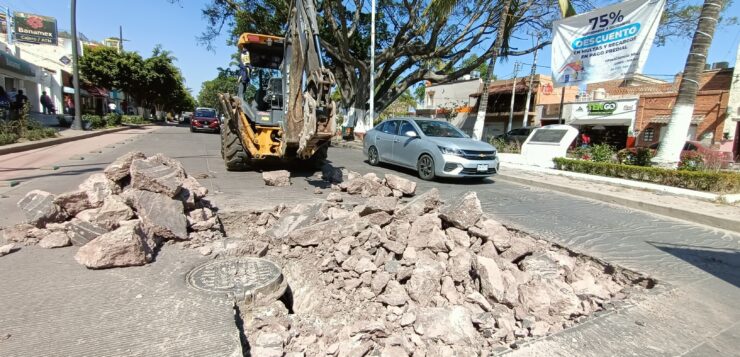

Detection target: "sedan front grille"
[461, 167, 498, 174]
[461, 150, 497, 161]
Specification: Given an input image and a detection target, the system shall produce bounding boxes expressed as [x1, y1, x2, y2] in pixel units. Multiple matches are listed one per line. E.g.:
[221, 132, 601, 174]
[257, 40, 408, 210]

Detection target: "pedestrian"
[14, 90, 28, 110]
[40, 91, 53, 114]
[580, 132, 591, 148]
[64, 95, 75, 115]
[0, 86, 10, 120]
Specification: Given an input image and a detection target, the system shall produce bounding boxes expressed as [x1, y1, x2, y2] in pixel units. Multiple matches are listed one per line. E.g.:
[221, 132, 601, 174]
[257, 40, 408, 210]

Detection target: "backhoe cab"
[218, 0, 337, 171]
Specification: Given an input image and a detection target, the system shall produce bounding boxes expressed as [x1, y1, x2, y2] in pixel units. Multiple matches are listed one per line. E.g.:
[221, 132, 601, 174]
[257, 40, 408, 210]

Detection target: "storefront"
[564, 98, 638, 149]
[0, 50, 39, 112]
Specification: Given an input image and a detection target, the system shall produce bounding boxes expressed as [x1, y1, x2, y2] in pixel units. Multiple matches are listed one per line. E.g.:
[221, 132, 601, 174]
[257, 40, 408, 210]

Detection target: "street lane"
[1, 126, 738, 356]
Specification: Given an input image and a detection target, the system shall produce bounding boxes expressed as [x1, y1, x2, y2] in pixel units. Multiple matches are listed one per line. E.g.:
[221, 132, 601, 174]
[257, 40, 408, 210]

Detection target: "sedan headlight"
[437, 146, 464, 156]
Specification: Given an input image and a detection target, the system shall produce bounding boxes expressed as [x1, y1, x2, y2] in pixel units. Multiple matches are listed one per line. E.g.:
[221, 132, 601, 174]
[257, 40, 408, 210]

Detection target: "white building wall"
[725, 42, 740, 140]
[424, 79, 482, 110]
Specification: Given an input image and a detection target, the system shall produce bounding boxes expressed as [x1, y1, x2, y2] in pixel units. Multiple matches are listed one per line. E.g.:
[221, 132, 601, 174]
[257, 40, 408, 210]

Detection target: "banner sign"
[551, 0, 665, 87]
[14, 12, 58, 45]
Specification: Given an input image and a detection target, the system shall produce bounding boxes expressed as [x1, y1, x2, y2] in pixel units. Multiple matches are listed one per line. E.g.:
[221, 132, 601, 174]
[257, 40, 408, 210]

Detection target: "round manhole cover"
[186, 258, 283, 295]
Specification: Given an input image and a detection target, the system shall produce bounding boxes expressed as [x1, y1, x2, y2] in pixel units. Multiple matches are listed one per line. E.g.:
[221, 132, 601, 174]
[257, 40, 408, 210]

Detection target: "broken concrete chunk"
[17, 190, 67, 227]
[53, 190, 93, 217]
[93, 195, 134, 230]
[124, 189, 188, 240]
[263, 170, 291, 187]
[78, 173, 120, 208]
[384, 174, 417, 196]
[130, 158, 183, 197]
[1, 224, 35, 244]
[439, 191, 482, 230]
[38, 231, 72, 248]
[377, 280, 410, 306]
[74, 223, 154, 269]
[321, 163, 344, 183]
[66, 218, 110, 246]
[394, 188, 441, 221]
[365, 196, 398, 214]
[187, 207, 219, 231]
[0, 243, 19, 257]
[326, 192, 343, 202]
[104, 151, 146, 182]
[413, 306, 477, 345]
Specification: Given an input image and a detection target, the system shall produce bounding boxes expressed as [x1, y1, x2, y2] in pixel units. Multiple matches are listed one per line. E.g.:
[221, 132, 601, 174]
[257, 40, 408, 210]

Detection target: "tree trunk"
[472, 0, 513, 141]
[652, 0, 722, 168]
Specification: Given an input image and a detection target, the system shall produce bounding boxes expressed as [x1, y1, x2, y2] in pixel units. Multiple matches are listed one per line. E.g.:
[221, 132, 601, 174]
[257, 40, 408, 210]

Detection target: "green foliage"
[0, 132, 18, 145]
[489, 137, 521, 154]
[617, 147, 656, 166]
[24, 127, 58, 141]
[413, 84, 426, 103]
[678, 151, 703, 171]
[589, 144, 615, 163]
[82, 114, 106, 129]
[198, 75, 238, 110]
[553, 158, 740, 193]
[460, 54, 493, 79]
[104, 113, 122, 127]
[121, 115, 150, 124]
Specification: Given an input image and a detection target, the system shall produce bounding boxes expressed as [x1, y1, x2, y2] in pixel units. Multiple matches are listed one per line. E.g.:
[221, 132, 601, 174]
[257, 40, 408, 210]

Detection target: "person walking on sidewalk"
[40, 91, 54, 114]
[580, 133, 591, 148]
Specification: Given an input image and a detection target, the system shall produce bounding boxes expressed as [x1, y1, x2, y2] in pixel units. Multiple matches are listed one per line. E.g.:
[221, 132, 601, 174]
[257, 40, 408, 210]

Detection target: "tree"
[198, 74, 238, 109]
[460, 54, 493, 80]
[191, 0, 568, 120]
[185, 0, 736, 127]
[652, 0, 725, 168]
[79, 44, 192, 116]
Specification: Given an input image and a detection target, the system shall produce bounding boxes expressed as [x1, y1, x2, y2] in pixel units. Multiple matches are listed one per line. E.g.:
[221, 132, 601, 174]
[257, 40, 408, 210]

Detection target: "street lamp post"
[70, 0, 82, 130]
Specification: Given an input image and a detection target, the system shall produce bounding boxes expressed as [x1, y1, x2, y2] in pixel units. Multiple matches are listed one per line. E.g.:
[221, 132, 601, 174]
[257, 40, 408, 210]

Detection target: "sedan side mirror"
[405, 131, 418, 138]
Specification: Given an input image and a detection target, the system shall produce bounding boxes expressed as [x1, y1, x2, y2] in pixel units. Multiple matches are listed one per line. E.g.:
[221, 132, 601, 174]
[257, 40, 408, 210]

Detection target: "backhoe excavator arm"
[284, 0, 336, 158]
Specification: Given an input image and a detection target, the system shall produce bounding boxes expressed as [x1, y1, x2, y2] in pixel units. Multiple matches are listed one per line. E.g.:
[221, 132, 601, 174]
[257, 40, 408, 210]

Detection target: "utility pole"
[119, 25, 123, 52]
[70, 0, 82, 130]
[368, 0, 376, 133]
[522, 34, 541, 127]
[507, 62, 521, 133]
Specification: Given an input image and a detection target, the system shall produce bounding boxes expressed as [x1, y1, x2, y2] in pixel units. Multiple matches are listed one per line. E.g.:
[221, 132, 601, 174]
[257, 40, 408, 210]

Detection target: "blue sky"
[7, 0, 740, 96]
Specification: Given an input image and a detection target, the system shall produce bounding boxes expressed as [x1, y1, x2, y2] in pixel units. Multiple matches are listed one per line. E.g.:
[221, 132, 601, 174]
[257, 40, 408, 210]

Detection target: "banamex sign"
[551, 0, 665, 87]
[14, 12, 58, 45]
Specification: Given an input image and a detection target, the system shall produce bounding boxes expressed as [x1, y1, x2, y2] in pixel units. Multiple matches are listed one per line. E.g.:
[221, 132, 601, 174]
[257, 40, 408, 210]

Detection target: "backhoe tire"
[221, 119, 250, 171]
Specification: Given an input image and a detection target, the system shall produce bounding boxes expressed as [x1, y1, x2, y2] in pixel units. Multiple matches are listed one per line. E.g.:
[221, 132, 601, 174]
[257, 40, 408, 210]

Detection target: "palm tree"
[652, 0, 724, 168]
[472, 0, 514, 141]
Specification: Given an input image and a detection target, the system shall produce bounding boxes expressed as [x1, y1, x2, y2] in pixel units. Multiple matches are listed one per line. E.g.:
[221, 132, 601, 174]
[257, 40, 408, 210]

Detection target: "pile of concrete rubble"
[2, 152, 222, 268]
[219, 172, 655, 356]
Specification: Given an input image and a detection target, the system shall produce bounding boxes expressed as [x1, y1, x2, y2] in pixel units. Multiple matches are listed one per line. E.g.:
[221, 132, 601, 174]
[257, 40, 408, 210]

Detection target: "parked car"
[363, 117, 500, 180]
[496, 126, 538, 144]
[181, 111, 193, 124]
[648, 140, 734, 168]
[190, 107, 220, 133]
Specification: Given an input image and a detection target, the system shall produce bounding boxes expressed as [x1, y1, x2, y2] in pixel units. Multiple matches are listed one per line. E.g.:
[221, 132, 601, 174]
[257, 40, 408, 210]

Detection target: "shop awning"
[63, 86, 90, 96]
[570, 118, 632, 126]
[0, 51, 36, 77]
[650, 115, 703, 125]
[82, 85, 109, 97]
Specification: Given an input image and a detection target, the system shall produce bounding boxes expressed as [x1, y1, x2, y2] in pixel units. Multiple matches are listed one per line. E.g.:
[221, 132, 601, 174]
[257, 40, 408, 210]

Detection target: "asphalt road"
[1, 125, 738, 356]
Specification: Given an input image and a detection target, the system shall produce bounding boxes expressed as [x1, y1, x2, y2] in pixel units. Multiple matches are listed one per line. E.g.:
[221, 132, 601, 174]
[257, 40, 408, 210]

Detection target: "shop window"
[643, 128, 655, 142]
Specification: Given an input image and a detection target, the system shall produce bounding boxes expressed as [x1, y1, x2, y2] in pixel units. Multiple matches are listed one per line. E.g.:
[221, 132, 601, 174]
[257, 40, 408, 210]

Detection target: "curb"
[496, 173, 740, 233]
[0, 126, 137, 156]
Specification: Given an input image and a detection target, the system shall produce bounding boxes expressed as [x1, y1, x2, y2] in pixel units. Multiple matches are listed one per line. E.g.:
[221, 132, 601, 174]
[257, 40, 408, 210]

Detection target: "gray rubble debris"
[17, 190, 66, 227]
[74, 223, 154, 269]
[263, 170, 291, 187]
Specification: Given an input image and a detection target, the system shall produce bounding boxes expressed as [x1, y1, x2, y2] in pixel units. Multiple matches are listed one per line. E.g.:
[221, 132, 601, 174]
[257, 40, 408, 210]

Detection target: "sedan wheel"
[368, 146, 380, 166]
[417, 154, 435, 181]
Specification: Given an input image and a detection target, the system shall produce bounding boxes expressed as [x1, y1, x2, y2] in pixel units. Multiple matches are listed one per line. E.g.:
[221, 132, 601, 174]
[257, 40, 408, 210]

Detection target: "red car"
[190, 107, 220, 133]
[649, 140, 734, 168]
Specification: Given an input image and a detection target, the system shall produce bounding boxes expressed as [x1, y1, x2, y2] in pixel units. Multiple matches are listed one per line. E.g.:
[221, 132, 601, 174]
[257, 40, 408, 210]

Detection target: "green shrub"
[121, 115, 150, 125]
[553, 157, 740, 193]
[589, 144, 616, 163]
[489, 137, 521, 154]
[24, 127, 58, 141]
[104, 113, 122, 127]
[57, 115, 71, 127]
[0, 132, 18, 145]
[82, 114, 106, 129]
[678, 151, 703, 171]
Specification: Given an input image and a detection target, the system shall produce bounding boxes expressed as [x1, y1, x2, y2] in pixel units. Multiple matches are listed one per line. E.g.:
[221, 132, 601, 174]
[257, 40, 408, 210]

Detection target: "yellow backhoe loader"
[219, 0, 336, 170]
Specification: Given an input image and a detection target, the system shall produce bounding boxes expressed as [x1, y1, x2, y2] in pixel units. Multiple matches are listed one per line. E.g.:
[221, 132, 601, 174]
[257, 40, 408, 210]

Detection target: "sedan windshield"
[195, 109, 216, 118]
[414, 120, 465, 138]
